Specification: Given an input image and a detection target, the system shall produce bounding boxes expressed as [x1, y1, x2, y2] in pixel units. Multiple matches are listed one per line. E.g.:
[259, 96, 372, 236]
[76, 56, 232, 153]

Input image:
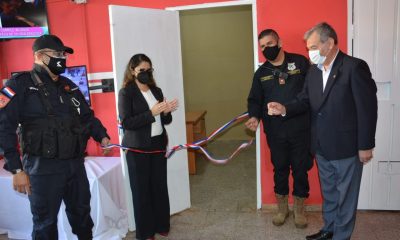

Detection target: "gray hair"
[304, 22, 338, 44]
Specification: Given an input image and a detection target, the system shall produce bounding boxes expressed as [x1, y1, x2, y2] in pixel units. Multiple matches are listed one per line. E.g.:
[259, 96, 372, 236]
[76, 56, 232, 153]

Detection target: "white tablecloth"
[0, 157, 128, 240]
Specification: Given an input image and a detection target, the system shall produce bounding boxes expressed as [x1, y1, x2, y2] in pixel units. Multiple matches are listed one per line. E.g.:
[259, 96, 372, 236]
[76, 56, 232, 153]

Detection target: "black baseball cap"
[32, 34, 74, 54]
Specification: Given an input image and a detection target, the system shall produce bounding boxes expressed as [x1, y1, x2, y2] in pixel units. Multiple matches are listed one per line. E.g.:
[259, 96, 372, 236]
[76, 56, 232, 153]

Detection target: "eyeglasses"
[136, 68, 154, 73]
[40, 50, 69, 58]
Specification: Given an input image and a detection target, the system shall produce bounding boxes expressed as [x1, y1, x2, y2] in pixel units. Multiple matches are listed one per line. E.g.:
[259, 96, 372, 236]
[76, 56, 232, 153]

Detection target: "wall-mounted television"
[61, 65, 91, 106]
[0, 0, 49, 39]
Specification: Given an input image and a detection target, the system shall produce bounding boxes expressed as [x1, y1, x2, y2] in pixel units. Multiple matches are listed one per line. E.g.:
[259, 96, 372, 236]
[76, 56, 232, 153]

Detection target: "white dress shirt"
[141, 90, 163, 137]
[318, 49, 339, 92]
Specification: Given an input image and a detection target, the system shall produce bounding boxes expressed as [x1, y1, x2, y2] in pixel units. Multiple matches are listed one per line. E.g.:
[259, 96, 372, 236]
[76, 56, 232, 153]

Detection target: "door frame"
[347, 0, 353, 57]
[166, 0, 262, 209]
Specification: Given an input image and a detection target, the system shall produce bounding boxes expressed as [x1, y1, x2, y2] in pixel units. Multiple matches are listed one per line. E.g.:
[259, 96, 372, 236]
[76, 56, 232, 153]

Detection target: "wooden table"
[185, 111, 207, 175]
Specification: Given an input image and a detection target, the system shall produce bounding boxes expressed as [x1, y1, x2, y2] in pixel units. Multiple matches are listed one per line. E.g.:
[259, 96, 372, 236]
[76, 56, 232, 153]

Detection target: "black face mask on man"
[262, 45, 281, 61]
[137, 71, 152, 84]
[44, 55, 67, 75]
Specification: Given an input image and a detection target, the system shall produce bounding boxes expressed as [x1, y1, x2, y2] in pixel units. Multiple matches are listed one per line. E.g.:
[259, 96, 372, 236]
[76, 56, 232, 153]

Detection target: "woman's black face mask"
[137, 71, 151, 84]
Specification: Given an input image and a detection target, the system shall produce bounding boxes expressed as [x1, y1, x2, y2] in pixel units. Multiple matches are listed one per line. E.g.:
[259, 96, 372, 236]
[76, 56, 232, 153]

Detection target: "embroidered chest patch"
[260, 75, 274, 82]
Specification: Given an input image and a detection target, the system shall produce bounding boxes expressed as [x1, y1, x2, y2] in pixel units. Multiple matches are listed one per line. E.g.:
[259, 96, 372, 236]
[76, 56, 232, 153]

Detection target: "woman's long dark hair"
[122, 54, 157, 88]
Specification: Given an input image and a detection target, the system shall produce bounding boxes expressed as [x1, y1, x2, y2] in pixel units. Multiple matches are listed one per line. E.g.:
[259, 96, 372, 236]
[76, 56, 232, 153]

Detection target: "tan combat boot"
[293, 196, 308, 228]
[272, 194, 289, 226]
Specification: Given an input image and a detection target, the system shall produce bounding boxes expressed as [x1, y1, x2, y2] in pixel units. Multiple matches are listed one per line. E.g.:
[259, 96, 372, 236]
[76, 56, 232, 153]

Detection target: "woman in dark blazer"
[118, 54, 178, 240]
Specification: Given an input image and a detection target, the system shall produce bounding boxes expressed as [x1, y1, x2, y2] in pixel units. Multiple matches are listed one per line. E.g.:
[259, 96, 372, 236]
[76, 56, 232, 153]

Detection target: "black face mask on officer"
[137, 71, 152, 84]
[262, 45, 281, 61]
[44, 55, 67, 75]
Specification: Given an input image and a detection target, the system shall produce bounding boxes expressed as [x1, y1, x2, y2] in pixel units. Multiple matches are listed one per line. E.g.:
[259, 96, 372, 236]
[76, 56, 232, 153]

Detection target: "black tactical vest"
[20, 71, 87, 159]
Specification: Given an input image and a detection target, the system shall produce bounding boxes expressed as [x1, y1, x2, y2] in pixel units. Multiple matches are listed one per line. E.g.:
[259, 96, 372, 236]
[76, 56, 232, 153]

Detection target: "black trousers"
[28, 161, 93, 240]
[266, 131, 312, 198]
[126, 135, 170, 240]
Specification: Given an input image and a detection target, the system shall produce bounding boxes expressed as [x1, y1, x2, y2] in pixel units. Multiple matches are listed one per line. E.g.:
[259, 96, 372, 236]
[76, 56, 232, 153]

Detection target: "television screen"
[61, 65, 91, 106]
[0, 0, 49, 39]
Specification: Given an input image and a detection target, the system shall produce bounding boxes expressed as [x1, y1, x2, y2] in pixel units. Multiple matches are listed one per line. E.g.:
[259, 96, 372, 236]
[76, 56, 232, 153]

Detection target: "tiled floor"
[2, 140, 400, 239]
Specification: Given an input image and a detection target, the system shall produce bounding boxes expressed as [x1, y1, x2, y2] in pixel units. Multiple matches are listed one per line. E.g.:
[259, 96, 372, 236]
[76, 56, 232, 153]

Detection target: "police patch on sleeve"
[0, 87, 16, 108]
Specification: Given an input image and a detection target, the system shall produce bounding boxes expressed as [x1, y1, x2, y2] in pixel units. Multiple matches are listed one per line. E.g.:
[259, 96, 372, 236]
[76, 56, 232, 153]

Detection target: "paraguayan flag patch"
[0, 87, 16, 109]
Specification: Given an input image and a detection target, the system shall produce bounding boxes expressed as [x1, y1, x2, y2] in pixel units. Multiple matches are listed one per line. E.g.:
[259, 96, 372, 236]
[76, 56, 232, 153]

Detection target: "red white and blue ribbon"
[104, 112, 253, 165]
[165, 112, 252, 164]
[102, 144, 166, 154]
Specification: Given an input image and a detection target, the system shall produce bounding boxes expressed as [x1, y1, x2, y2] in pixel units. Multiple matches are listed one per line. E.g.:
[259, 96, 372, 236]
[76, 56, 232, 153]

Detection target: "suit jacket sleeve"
[285, 72, 310, 118]
[118, 87, 155, 130]
[351, 60, 378, 150]
[156, 88, 172, 125]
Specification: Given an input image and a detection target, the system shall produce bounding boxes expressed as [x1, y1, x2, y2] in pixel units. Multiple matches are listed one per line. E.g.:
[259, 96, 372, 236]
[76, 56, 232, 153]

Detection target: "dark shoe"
[306, 230, 333, 240]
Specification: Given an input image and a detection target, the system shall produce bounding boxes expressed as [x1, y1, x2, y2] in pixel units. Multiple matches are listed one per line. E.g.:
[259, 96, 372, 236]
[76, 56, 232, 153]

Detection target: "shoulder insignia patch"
[0, 87, 16, 108]
[260, 75, 274, 82]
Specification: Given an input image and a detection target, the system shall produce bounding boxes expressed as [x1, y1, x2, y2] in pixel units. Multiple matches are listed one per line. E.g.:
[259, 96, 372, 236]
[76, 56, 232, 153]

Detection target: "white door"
[350, 0, 400, 210]
[109, 5, 190, 229]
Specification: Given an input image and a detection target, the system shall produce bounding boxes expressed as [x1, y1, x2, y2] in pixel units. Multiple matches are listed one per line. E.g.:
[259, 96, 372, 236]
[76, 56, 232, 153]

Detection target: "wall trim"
[87, 71, 114, 80]
[166, 0, 254, 11]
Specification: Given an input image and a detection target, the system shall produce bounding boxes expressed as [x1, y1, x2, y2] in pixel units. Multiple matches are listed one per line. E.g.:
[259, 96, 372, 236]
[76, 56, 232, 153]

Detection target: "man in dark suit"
[267, 22, 378, 240]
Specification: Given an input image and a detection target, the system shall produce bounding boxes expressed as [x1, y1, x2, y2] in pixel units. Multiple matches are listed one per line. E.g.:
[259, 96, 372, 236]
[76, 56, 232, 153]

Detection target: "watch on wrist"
[11, 169, 23, 174]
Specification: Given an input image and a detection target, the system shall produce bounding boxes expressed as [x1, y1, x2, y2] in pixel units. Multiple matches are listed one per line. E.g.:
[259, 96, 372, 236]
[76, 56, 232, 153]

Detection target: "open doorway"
[178, 5, 257, 211]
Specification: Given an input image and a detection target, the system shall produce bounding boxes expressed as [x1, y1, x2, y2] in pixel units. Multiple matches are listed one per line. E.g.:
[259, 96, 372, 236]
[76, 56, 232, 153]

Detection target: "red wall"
[0, 0, 348, 205]
[258, 0, 348, 205]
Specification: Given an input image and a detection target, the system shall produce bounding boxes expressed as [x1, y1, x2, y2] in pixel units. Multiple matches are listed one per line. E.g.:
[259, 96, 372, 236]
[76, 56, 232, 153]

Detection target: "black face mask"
[44, 55, 67, 75]
[137, 71, 151, 84]
[262, 45, 281, 61]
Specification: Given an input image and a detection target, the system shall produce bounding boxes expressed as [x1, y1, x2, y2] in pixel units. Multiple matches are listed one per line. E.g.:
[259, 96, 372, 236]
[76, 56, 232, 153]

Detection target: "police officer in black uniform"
[0, 34, 110, 240]
[246, 29, 312, 228]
